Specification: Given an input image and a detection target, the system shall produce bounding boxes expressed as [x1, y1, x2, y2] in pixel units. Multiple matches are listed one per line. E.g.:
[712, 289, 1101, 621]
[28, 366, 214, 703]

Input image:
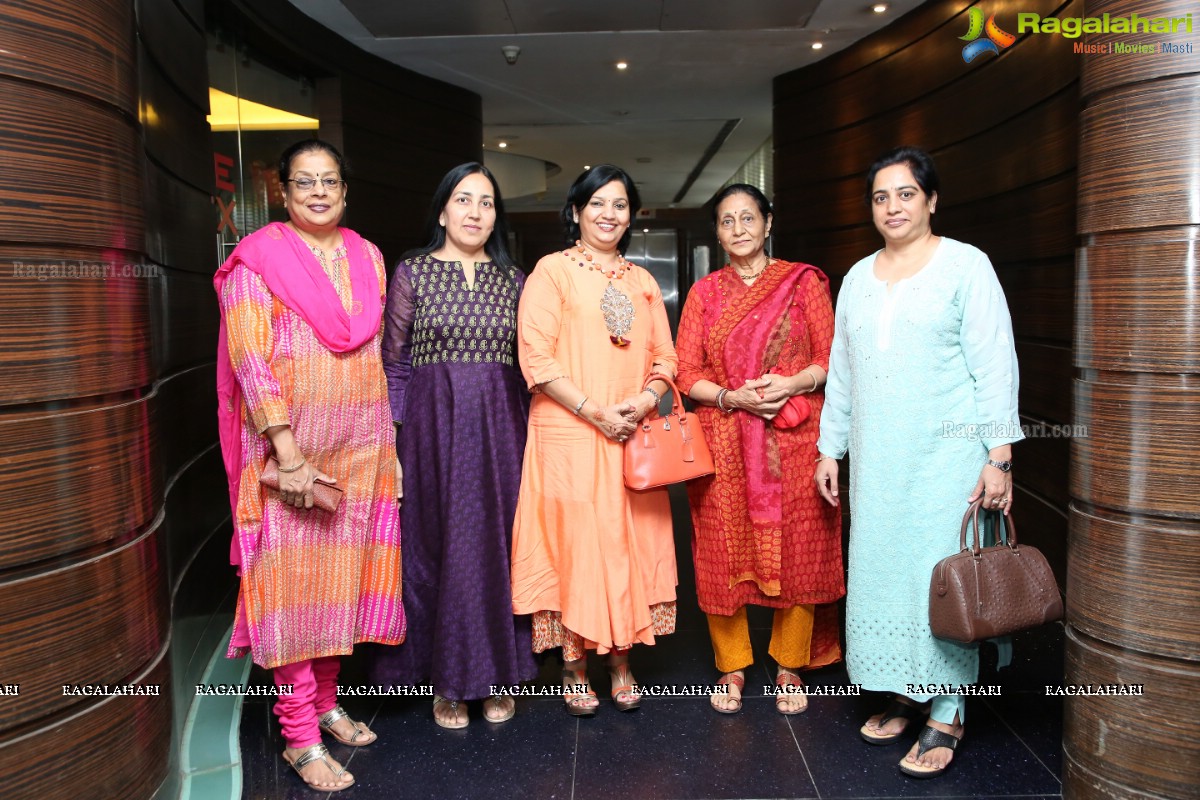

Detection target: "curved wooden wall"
[0, 2, 483, 797]
[1068, 0, 1200, 796]
[773, 0, 1079, 577]
[0, 0, 181, 796]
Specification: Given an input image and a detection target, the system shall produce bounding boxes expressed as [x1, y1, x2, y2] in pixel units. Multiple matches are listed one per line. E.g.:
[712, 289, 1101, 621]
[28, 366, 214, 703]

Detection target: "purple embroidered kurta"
[374, 254, 536, 700]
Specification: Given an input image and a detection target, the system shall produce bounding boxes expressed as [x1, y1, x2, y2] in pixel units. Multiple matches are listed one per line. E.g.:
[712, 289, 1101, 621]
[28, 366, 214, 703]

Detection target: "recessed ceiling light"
[872, 3, 889, 13]
[615, 61, 628, 70]
[584, 164, 591, 170]
[642, 228, 650, 234]
[811, 42, 824, 50]
[498, 142, 508, 148]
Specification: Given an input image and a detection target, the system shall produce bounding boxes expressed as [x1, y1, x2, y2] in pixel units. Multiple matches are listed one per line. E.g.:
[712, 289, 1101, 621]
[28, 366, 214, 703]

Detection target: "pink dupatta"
[213, 222, 382, 566]
[713, 261, 826, 591]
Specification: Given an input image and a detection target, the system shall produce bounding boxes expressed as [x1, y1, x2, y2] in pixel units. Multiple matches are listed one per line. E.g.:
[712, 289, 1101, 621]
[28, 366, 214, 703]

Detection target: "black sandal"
[859, 697, 928, 745]
[899, 724, 961, 778]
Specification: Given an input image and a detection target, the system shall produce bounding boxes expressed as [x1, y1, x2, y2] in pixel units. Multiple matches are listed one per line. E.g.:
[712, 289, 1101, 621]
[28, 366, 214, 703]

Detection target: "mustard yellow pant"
[706, 604, 815, 673]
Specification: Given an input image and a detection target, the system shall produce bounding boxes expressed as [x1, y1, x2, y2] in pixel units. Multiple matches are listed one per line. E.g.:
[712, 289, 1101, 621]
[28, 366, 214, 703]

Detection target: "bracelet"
[278, 456, 307, 473]
[814, 454, 836, 463]
[573, 396, 588, 416]
[715, 388, 733, 413]
[643, 386, 661, 405]
[801, 369, 818, 393]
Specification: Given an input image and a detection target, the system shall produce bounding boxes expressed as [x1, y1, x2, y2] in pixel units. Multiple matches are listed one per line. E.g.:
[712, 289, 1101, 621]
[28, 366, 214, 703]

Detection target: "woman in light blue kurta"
[814, 147, 1022, 779]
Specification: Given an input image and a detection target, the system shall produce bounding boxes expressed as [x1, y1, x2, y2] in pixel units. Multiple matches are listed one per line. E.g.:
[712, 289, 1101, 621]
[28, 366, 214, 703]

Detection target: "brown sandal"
[711, 671, 745, 714]
[774, 668, 808, 715]
[283, 744, 354, 792]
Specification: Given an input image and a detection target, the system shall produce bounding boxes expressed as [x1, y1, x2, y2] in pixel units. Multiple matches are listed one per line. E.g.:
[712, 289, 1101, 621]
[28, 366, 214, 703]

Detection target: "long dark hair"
[865, 146, 940, 204]
[407, 162, 515, 267]
[560, 164, 641, 253]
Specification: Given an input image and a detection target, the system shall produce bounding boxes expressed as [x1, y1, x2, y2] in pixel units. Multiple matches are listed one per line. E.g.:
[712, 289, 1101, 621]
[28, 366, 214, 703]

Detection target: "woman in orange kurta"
[511, 165, 678, 716]
[215, 141, 402, 792]
[675, 184, 844, 715]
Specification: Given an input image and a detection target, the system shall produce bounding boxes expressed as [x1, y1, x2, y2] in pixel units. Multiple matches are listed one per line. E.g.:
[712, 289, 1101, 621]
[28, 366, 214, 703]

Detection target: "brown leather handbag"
[260, 457, 344, 512]
[623, 374, 715, 490]
[928, 499, 1063, 643]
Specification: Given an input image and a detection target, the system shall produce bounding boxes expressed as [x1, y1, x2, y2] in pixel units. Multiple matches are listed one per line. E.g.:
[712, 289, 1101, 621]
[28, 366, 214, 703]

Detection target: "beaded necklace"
[562, 239, 628, 280]
[562, 240, 634, 346]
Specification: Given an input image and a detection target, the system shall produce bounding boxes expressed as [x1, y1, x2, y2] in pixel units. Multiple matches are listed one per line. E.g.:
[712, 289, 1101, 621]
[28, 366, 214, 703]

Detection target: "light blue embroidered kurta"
[817, 237, 1022, 703]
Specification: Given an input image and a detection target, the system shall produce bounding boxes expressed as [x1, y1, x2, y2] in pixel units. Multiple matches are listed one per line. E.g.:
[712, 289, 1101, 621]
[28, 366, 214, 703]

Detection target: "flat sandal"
[318, 704, 376, 746]
[283, 743, 354, 792]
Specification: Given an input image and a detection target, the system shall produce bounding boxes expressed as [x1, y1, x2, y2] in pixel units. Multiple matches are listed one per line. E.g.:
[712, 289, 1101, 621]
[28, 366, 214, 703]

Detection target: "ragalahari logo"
[959, 8, 1017, 62]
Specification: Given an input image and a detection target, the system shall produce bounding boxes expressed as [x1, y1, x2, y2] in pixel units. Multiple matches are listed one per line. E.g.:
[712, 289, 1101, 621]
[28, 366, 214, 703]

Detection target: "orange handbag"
[623, 374, 715, 490]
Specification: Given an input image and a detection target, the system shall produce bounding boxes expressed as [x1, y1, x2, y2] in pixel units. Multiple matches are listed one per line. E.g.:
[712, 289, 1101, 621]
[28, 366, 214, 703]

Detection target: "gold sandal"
[432, 695, 469, 729]
[562, 667, 598, 717]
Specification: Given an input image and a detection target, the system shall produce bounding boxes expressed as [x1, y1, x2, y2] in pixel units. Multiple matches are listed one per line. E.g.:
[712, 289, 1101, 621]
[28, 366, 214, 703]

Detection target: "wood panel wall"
[0, 0, 197, 796]
[0, 1, 482, 797]
[772, 0, 1079, 580]
[1067, 0, 1200, 797]
[218, 0, 484, 265]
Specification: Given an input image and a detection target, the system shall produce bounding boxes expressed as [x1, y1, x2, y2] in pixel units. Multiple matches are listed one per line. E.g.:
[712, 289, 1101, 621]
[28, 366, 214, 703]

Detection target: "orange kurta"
[511, 252, 678, 654]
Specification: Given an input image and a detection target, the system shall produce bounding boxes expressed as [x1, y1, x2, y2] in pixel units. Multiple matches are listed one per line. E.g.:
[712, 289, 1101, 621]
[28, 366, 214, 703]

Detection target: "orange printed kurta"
[676, 263, 844, 622]
[511, 253, 678, 654]
[219, 235, 403, 669]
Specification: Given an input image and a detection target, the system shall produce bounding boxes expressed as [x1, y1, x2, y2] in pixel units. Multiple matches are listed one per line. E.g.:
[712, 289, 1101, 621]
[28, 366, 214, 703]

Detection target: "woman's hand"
[278, 457, 337, 509]
[588, 402, 638, 442]
[814, 457, 840, 506]
[726, 377, 788, 420]
[969, 464, 1013, 515]
[395, 458, 404, 502]
[617, 391, 659, 423]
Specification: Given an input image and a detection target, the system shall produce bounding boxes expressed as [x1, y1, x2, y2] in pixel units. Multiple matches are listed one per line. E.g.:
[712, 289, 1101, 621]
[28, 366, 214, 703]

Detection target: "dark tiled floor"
[240, 489, 1065, 799]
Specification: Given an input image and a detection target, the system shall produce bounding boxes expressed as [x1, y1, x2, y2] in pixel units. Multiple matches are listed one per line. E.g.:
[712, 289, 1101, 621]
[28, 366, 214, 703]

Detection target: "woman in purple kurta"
[375, 163, 536, 727]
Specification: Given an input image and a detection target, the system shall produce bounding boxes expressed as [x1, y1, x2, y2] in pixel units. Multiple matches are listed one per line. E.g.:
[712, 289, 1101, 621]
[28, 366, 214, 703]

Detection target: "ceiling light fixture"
[615, 61, 628, 70]
[500, 45, 521, 65]
[811, 42, 823, 50]
[498, 142, 508, 149]
[872, 3, 889, 13]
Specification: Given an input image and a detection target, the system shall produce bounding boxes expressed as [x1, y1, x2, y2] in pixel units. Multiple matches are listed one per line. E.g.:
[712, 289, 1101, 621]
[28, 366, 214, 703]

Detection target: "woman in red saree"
[675, 184, 844, 714]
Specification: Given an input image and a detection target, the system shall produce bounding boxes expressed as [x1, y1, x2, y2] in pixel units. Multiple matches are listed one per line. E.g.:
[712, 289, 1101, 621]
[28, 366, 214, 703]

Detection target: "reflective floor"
[240, 491, 1065, 800]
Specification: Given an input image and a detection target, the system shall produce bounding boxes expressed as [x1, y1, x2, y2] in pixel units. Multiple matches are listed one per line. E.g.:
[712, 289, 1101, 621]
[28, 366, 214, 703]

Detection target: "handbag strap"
[642, 372, 684, 418]
[959, 497, 1019, 555]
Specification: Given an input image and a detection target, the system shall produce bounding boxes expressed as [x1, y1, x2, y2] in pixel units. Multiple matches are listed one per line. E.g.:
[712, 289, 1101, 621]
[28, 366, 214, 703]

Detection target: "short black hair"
[710, 183, 772, 225]
[560, 164, 641, 253]
[278, 138, 349, 185]
[407, 162, 515, 268]
[865, 146, 939, 204]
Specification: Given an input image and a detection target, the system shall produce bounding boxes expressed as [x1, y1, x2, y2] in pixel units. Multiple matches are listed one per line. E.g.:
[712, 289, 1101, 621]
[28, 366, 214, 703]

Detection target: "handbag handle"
[641, 372, 684, 419]
[958, 497, 1019, 556]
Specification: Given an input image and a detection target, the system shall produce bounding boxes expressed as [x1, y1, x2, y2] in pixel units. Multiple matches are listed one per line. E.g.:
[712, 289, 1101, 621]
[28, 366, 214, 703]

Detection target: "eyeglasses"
[287, 176, 344, 191]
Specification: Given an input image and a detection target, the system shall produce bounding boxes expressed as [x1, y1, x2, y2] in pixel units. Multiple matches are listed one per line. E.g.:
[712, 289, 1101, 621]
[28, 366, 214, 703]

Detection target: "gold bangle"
[278, 456, 307, 473]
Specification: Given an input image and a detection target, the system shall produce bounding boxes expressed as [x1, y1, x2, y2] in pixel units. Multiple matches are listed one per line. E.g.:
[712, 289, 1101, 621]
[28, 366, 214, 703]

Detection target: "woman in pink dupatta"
[675, 184, 844, 716]
[214, 140, 403, 792]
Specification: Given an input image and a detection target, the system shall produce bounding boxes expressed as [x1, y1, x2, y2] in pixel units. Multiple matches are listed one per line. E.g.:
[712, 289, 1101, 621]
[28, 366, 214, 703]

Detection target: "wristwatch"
[986, 459, 1013, 473]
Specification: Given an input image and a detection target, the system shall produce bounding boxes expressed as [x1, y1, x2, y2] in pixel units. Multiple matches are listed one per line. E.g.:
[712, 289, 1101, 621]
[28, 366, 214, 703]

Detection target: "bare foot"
[283, 745, 354, 791]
